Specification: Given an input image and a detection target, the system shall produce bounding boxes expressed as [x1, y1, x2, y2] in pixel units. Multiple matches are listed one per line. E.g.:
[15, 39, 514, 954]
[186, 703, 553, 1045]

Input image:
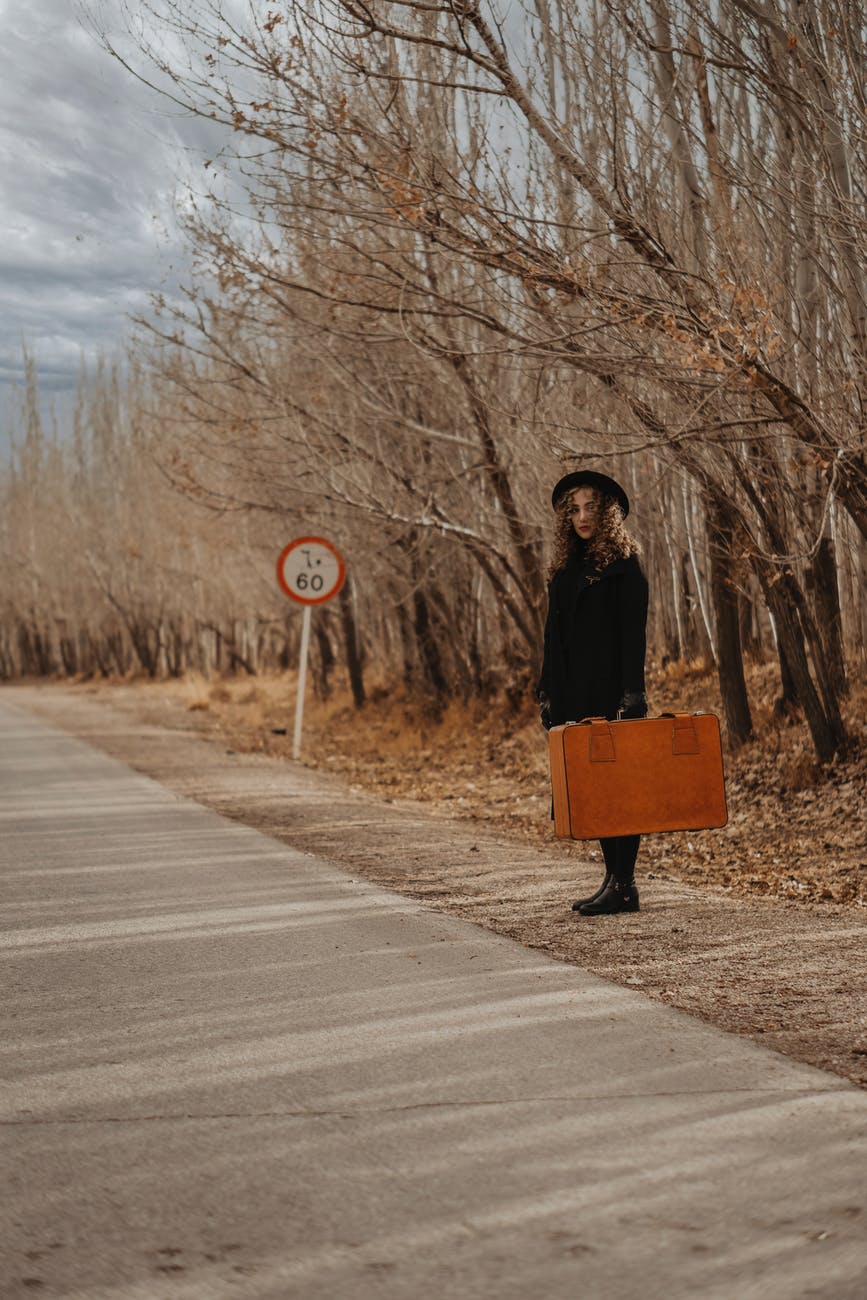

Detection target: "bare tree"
[50, 0, 866, 756]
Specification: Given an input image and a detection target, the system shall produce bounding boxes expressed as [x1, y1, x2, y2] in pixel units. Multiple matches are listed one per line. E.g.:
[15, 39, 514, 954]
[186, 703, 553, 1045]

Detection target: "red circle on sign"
[277, 536, 346, 606]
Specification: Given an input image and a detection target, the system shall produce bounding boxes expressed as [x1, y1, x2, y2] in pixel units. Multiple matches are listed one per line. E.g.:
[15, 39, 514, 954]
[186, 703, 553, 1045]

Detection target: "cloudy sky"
[0, 0, 207, 416]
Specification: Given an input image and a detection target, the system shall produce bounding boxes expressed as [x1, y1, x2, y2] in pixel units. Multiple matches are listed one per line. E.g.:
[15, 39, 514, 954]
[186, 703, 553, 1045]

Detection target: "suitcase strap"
[575, 717, 616, 763]
[660, 712, 701, 755]
[578, 713, 701, 759]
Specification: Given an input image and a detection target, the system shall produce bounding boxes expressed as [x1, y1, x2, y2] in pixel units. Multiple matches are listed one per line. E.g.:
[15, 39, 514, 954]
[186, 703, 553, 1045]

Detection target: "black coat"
[537, 549, 649, 725]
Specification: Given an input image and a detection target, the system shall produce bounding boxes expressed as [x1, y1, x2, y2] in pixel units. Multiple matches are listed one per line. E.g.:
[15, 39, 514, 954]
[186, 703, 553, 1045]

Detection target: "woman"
[536, 470, 649, 916]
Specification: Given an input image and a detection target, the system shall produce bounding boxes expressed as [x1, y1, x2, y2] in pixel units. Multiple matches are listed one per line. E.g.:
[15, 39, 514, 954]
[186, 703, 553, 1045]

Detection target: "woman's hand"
[617, 691, 647, 720]
[538, 692, 553, 730]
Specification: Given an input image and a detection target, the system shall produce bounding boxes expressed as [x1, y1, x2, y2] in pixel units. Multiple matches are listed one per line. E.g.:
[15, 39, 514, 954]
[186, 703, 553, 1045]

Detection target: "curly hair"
[548, 488, 640, 581]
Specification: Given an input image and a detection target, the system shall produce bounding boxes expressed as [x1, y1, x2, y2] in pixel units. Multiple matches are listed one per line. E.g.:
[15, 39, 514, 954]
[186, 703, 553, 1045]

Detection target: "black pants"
[600, 835, 640, 883]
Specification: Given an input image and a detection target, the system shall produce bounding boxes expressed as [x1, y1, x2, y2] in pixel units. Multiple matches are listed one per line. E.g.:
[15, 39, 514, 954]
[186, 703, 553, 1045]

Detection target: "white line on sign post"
[293, 604, 312, 761]
[276, 536, 346, 762]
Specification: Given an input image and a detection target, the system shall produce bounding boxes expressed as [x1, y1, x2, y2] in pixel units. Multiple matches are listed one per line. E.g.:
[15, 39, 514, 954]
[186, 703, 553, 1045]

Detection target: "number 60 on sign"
[277, 536, 346, 605]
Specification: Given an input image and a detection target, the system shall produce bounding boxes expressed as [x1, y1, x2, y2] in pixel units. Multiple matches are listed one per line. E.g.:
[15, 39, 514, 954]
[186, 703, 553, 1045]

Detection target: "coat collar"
[550, 551, 636, 603]
[571, 553, 633, 597]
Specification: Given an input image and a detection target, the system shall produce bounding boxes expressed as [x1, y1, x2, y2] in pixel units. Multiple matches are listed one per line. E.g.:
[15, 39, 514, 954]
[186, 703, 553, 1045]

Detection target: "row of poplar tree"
[2, 0, 864, 766]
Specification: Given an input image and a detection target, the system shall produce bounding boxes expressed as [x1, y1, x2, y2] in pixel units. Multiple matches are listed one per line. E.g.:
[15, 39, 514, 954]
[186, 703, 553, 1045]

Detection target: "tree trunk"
[737, 587, 763, 660]
[339, 579, 366, 708]
[774, 636, 800, 718]
[312, 612, 336, 700]
[682, 481, 717, 666]
[706, 499, 753, 748]
[661, 504, 685, 661]
[447, 353, 545, 636]
[681, 554, 701, 660]
[806, 535, 848, 699]
[396, 601, 416, 694]
[467, 571, 488, 695]
[412, 585, 449, 718]
[781, 568, 847, 750]
[757, 567, 843, 763]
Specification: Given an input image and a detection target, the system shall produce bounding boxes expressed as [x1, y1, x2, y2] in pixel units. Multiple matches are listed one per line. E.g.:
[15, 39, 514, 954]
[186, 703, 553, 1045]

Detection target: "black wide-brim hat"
[551, 470, 630, 517]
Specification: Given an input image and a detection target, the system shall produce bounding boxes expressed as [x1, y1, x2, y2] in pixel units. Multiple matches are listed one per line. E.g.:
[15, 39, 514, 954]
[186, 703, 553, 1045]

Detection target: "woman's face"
[567, 487, 601, 539]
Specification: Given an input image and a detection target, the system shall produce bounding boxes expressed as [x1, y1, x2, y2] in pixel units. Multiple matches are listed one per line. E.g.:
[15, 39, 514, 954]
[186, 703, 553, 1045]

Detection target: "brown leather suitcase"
[549, 713, 728, 839]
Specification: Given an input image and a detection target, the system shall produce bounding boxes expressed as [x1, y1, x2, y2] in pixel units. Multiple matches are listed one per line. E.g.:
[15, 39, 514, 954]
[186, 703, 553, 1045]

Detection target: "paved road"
[2, 699, 865, 1300]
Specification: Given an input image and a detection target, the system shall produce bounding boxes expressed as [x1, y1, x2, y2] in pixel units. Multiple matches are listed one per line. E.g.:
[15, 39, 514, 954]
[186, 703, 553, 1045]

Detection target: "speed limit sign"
[277, 536, 346, 606]
[277, 536, 346, 761]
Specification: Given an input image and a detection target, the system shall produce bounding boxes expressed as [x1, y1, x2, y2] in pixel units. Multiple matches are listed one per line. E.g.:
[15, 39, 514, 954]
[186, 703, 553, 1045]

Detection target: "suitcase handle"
[575, 714, 701, 758]
[574, 712, 708, 721]
[577, 718, 616, 763]
[660, 713, 700, 755]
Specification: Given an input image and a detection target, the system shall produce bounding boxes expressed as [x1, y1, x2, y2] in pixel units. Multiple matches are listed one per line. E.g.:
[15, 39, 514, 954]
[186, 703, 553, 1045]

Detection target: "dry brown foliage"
[126, 658, 866, 908]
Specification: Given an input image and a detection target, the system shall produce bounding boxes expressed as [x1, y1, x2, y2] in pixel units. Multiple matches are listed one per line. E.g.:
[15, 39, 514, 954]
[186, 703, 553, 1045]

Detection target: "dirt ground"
[152, 660, 867, 906]
[7, 671, 866, 1091]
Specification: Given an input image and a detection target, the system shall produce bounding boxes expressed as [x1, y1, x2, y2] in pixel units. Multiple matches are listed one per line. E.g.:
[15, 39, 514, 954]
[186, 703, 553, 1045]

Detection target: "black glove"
[538, 692, 553, 731]
[617, 691, 647, 720]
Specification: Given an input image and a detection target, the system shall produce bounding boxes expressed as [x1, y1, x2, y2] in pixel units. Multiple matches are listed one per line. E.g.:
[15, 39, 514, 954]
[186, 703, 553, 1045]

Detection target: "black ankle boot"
[578, 878, 640, 916]
[571, 872, 612, 912]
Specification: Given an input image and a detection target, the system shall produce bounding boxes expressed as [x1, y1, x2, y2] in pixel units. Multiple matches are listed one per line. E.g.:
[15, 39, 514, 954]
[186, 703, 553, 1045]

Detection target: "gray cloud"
[0, 0, 197, 392]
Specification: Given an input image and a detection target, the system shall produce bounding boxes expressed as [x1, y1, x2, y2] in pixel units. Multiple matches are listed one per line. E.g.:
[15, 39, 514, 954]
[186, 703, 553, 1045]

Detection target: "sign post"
[276, 536, 346, 760]
[293, 604, 313, 761]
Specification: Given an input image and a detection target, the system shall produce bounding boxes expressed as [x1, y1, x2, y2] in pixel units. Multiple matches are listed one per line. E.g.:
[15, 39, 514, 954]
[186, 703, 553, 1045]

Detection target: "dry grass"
[125, 657, 867, 908]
